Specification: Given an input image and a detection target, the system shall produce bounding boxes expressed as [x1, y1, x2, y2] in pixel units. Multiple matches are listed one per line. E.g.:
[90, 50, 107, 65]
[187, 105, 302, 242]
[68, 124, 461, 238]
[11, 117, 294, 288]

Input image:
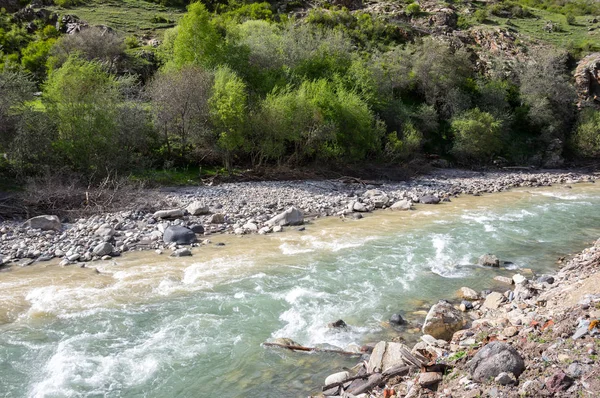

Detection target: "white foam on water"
[182, 256, 255, 286]
[427, 234, 472, 278]
[278, 242, 315, 255]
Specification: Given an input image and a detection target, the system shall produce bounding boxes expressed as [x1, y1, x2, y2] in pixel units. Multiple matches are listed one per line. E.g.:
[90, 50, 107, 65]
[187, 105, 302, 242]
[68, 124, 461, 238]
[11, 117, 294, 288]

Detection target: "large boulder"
[367, 341, 415, 373]
[574, 52, 600, 109]
[92, 242, 114, 257]
[479, 253, 500, 267]
[163, 226, 196, 245]
[363, 189, 390, 208]
[390, 200, 412, 211]
[95, 223, 115, 238]
[24, 215, 61, 231]
[419, 195, 440, 205]
[266, 207, 304, 226]
[422, 300, 467, 341]
[153, 209, 185, 219]
[186, 201, 209, 216]
[468, 342, 525, 382]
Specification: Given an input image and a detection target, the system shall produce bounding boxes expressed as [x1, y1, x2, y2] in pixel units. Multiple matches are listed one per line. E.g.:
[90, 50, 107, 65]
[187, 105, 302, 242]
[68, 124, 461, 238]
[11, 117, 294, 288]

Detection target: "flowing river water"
[1, 183, 600, 397]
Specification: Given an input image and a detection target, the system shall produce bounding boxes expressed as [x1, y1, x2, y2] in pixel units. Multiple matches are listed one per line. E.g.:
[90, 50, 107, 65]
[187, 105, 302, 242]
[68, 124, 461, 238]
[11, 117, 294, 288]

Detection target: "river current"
[1, 183, 599, 397]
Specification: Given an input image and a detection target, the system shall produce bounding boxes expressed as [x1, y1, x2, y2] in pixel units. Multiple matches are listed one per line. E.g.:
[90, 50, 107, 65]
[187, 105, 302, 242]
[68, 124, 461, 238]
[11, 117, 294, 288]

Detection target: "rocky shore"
[310, 237, 600, 397]
[0, 169, 598, 268]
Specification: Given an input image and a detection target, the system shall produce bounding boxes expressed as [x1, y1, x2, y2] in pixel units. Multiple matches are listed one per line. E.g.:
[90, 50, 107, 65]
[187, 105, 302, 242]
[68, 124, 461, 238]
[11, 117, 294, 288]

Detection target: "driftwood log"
[322, 365, 415, 394]
[262, 342, 361, 356]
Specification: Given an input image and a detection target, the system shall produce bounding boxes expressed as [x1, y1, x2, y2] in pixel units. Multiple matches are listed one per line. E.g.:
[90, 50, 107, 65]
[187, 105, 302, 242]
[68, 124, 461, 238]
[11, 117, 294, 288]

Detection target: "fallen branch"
[322, 365, 414, 392]
[262, 342, 361, 356]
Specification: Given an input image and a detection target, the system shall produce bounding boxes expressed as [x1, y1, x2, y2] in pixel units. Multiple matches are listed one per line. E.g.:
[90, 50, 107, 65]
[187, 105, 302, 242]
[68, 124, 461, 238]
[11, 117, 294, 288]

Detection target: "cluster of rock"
[315, 237, 600, 397]
[0, 170, 596, 268]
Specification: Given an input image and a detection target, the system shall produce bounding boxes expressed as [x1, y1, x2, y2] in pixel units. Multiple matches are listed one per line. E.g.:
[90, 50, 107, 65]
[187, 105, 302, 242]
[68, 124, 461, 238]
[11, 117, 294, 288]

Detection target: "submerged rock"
[468, 341, 525, 382]
[92, 242, 114, 257]
[170, 248, 192, 257]
[422, 300, 467, 341]
[479, 253, 500, 267]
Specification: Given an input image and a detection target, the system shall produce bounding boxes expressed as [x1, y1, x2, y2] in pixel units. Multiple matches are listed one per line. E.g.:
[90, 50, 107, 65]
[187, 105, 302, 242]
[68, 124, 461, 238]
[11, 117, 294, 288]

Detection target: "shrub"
[406, 3, 421, 16]
[0, 69, 35, 148]
[565, 13, 576, 25]
[474, 9, 488, 23]
[451, 108, 503, 162]
[571, 109, 600, 158]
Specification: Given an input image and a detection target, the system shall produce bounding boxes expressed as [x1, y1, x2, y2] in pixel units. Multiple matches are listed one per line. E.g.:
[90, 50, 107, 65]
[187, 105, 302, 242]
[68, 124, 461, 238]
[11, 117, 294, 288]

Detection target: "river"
[1, 183, 599, 397]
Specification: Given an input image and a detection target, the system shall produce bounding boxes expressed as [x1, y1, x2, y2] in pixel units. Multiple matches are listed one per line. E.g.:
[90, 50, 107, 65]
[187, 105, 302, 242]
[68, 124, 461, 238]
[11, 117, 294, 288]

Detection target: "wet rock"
[363, 189, 390, 208]
[328, 319, 347, 329]
[390, 199, 412, 211]
[273, 337, 298, 346]
[483, 292, 505, 309]
[512, 274, 527, 284]
[493, 276, 513, 285]
[92, 242, 114, 257]
[419, 195, 440, 204]
[468, 342, 525, 382]
[24, 215, 61, 231]
[352, 202, 369, 212]
[418, 372, 443, 387]
[153, 209, 185, 219]
[170, 248, 192, 257]
[163, 226, 196, 245]
[186, 201, 209, 216]
[390, 313, 407, 325]
[350, 212, 363, 220]
[458, 287, 479, 300]
[479, 254, 500, 267]
[266, 207, 304, 226]
[422, 300, 467, 341]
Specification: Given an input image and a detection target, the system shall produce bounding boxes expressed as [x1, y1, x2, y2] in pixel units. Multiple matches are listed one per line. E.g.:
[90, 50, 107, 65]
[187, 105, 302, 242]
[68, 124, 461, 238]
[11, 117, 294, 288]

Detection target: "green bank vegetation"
[1, 0, 600, 186]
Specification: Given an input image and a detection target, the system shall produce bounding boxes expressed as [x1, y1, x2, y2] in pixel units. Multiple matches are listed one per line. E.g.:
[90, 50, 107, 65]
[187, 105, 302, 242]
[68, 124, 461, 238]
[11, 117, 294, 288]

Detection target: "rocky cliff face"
[575, 53, 600, 109]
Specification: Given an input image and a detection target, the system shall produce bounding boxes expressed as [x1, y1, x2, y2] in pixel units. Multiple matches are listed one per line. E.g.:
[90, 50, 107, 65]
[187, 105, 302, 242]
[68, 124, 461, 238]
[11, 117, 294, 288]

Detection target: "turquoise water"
[1, 184, 599, 397]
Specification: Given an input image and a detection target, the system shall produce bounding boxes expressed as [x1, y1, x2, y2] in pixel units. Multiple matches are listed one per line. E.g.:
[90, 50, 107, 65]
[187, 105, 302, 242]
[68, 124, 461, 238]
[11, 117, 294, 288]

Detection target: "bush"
[565, 13, 576, 25]
[451, 108, 503, 162]
[406, 3, 421, 16]
[0, 69, 35, 148]
[571, 109, 600, 158]
[43, 56, 121, 174]
[474, 9, 488, 23]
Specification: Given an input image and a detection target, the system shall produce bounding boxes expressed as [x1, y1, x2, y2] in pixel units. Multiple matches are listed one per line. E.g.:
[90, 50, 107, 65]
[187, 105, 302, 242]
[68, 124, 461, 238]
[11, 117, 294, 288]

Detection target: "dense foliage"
[1, 0, 600, 182]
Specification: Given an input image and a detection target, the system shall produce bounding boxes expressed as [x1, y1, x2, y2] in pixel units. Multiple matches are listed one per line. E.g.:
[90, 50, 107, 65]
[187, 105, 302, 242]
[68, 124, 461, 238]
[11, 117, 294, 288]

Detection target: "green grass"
[486, 9, 600, 57]
[43, 0, 185, 35]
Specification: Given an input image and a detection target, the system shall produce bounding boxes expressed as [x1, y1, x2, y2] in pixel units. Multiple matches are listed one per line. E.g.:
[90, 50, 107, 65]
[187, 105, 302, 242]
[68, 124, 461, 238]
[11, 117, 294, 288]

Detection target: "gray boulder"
[479, 253, 500, 267]
[363, 189, 390, 208]
[468, 342, 525, 382]
[92, 242, 114, 257]
[266, 207, 304, 226]
[419, 195, 440, 204]
[163, 226, 196, 245]
[170, 248, 192, 257]
[422, 300, 467, 341]
[95, 223, 115, 238]
[186, 201, 209, 216]
[390, 200, 412, 211]
[367, 341, 414, 373]
[24, 215, 61, 231]
[209, 213, 225, 224]
[189, 224, 205, 234]
[153, 209, 185, 219]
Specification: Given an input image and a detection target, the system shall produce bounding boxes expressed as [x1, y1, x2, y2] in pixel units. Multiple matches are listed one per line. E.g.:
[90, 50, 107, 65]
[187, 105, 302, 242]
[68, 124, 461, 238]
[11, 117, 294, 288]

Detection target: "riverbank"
[0, 169, 598, 269]
[313, 236, 600, 397]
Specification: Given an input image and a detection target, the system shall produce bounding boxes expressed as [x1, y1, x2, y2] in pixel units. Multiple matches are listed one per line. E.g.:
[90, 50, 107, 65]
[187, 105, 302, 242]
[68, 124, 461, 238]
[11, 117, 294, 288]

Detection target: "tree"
[171, 2, 223, 69]
[0, 69, 35, 149]
[209, 66, 247, 172]
[43, 55, 120, 174]
[451, 108, 503, 162]
[148, 66, 213, 162]
[571, 109, 600, 158]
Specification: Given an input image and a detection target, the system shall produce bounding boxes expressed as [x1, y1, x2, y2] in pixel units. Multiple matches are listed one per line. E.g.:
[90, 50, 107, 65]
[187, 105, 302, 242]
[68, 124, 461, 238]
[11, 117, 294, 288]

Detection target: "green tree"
[43, 56, 120, 174]
[209, 66, 247, 172]
[406, 3, 421, 16]
[0, 69, 35, 149]
[171, 2, 223, 69]
[21, 38, 56, 81]
[451, 108, 503, 162]
[571, 109, 600, 158]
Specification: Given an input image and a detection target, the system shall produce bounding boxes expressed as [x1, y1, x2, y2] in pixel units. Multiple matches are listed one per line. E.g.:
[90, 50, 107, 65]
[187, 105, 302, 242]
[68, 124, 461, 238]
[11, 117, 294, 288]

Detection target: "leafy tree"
[474, 9, 488, 23]
[21, 38, 56, 81]
[43, 56, 120, 174]
[209, 66, 247, 171]
[0, 69, 35, 148]
[171, 2, 224, 68]
[406, 3, 421, 16]
[451, 108, 503, 162]
[148, 66, 213, 162]
[571, 109, 600, 158]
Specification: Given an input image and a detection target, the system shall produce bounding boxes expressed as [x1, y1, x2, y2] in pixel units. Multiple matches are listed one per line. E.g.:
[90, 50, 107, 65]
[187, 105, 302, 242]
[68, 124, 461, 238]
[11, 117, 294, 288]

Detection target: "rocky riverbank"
[311, 237, 600, 397]
[0, 169, 598, 269]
